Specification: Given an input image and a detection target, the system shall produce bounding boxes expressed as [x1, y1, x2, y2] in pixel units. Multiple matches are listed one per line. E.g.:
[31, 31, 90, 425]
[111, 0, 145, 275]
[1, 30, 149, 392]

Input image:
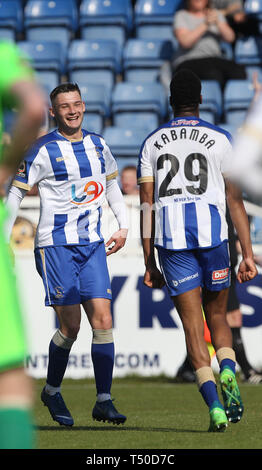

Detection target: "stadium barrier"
[12, 195, 262, 378]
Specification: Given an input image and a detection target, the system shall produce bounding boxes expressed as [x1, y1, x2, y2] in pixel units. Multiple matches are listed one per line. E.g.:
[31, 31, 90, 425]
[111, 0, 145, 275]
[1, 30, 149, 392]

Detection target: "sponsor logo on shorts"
[212, 268, 229, 284]
[172, 272, 199, 287]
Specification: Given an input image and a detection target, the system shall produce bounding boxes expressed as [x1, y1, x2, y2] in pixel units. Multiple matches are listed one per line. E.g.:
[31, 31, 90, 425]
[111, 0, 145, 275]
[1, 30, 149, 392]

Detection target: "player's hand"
[105, 228, 128, 256]
[143, 265, 165, 289]
[237, 257, 258, 283]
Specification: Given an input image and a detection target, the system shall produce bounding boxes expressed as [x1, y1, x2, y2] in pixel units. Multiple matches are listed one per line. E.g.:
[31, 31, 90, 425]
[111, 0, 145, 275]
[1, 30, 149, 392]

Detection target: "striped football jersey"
[137, 117, 233, 251]
[12, 129, 118, 247]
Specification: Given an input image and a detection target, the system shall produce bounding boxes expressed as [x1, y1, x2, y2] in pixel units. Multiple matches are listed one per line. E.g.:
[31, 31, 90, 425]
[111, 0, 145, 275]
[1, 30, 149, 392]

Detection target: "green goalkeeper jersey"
[0, 41, 33, 160]
[0, 41, 34, 371]
[0, 41, 33, 224]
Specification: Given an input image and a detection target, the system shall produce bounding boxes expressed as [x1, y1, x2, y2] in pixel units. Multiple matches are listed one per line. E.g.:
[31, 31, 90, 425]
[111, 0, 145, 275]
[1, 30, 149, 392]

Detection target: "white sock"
[45, 383, 61, 396]
[97, 393, 111, 403]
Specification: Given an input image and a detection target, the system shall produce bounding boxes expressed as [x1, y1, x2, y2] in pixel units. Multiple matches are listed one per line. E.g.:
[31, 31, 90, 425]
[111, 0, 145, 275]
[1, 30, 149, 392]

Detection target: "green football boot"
[208, 407, 228, 432]
[220, 367, 244, 423]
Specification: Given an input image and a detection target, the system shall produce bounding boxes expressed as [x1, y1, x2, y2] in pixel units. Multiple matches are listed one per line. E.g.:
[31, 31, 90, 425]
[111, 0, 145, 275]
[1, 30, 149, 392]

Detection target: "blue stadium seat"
[112, 82, 167, 118]
[18, 40, 66, 75]
[103, 126, 148, 156]
[113, 111, 159, 132]
[0, 0, 23, 34]
[245, 0, 262, 31]
[245, 65, 262, 82]
[134, 0, 182, 43]
[224, 79, 254, 125]
[235, 36, 262, 65]
[69, 69, 115, 99]
[199, 111, 215, 124]
[35, 70, 59, 100]
[24, 0, 78, 50]
[78, 83, 111, 118]
[123, 38, 174, 82]
[135, 0, 183, 24]
[68, 39, 122, 76]
[0, 28, 15, 41]
[80, 0, 133, 30]
[82, 112, 103, 134]
[79, 0, 133, 49]
[200, 80, 223, 123]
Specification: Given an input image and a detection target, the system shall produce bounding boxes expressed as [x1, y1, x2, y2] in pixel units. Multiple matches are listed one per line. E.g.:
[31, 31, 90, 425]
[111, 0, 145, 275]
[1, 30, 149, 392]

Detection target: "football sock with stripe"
[46, 329, 75, 393]
[91, 329, 114, 402]
[0, 407, 34, 449]
[196, 366, 224, 411]
[217, 347, 236, 374]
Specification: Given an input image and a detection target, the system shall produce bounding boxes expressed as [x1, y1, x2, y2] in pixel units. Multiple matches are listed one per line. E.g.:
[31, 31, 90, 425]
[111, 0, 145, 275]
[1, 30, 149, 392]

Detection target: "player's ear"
[49, 106, 55, 118]
[199, 94, 203, 104]
[82, 101, 86, 112]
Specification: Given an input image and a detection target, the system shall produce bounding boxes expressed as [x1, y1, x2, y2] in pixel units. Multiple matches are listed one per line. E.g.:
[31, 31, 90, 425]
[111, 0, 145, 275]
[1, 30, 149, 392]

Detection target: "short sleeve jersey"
[137, 116, 233, 251]
[12, 129, 118, 247]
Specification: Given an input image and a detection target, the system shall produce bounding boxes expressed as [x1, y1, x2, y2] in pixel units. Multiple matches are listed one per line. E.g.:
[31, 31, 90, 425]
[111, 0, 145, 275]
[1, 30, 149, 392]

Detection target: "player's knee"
[92, 328, 114, 344]
[60, 323, 80, 340]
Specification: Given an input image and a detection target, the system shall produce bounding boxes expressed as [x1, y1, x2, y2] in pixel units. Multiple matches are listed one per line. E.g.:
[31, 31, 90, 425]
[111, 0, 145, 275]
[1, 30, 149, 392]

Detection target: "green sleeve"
[0, 41, 34, 108]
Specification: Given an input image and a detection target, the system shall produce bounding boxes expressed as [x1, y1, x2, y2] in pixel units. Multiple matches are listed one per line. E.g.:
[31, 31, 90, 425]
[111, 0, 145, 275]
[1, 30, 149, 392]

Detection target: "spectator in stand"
[171, 0, 246, 90]
[211, 0, 259, 38]
[120, 165, 139, 196]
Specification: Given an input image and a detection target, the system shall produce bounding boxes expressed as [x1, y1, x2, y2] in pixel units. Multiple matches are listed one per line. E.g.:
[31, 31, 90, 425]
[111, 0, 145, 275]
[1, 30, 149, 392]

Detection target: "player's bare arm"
[225, 178, 258, 283]
[140, 181, 165, 289]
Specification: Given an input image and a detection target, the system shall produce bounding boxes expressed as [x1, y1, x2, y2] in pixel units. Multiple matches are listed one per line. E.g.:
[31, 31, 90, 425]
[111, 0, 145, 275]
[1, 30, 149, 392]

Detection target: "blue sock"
[199, 381, 224, 411]
[220, 358, 236, 374]
[91, 342, 114, 395]
[47, 339, 71, 388]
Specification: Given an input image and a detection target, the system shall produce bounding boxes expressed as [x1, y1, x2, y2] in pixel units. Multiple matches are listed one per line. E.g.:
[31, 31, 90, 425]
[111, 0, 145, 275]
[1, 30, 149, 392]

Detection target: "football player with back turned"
[138, 69, 257, 432]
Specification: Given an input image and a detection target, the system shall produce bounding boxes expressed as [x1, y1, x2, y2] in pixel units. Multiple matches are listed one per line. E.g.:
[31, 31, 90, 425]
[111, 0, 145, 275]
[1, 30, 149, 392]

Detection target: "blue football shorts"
[157, 240, 231, 297]
[34, 241, 112, 306]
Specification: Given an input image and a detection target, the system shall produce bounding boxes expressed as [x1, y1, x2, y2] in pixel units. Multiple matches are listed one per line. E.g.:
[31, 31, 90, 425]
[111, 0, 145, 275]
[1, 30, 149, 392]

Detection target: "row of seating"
[1, 0, 262, 45]
[0, 0, 182, 44]
[17, 36, 262, 79]
[52, 78, 255, 132]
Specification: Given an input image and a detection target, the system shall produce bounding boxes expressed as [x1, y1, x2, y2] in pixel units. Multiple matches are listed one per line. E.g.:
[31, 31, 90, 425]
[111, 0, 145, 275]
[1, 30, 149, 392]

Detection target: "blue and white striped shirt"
[13, 129, 118, 247]
[137, 117, 233, 251]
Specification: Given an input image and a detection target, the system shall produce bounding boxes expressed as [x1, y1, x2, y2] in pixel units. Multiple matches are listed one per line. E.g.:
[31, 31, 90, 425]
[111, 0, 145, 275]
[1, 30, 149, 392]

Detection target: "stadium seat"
[68, 39, 122, 76]
[223, 79, 254, 125]
[24, 0, 78, 50]
[78, 83, 111, 118]
[123, 38, 174, 82]
[112, 82, 167, 119]
[82, 112, 103, 134]
[0, 0, 23, 35]
[235, 36, 262, 65]
[18, 40, 66, 75]
[35, 70, 59, 99]
[134, 0, 182, 44]
[79, 0, 133, 49]
[69, 69, 115, 99]
[103, 126, 148, 157]
[113, 111, 159, 132]
[200, 80, 223, 123]
[245, 0, 262, 32]
[199, 111, 215, 124]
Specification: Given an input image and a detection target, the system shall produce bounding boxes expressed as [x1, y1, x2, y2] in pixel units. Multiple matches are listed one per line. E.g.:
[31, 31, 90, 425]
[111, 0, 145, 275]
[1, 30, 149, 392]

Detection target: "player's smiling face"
[50, 91, 85, 135]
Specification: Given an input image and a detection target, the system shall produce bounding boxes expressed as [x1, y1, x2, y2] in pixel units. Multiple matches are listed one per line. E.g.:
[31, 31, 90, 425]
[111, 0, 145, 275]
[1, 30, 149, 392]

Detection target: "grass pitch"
[34, 376, 262, 450]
